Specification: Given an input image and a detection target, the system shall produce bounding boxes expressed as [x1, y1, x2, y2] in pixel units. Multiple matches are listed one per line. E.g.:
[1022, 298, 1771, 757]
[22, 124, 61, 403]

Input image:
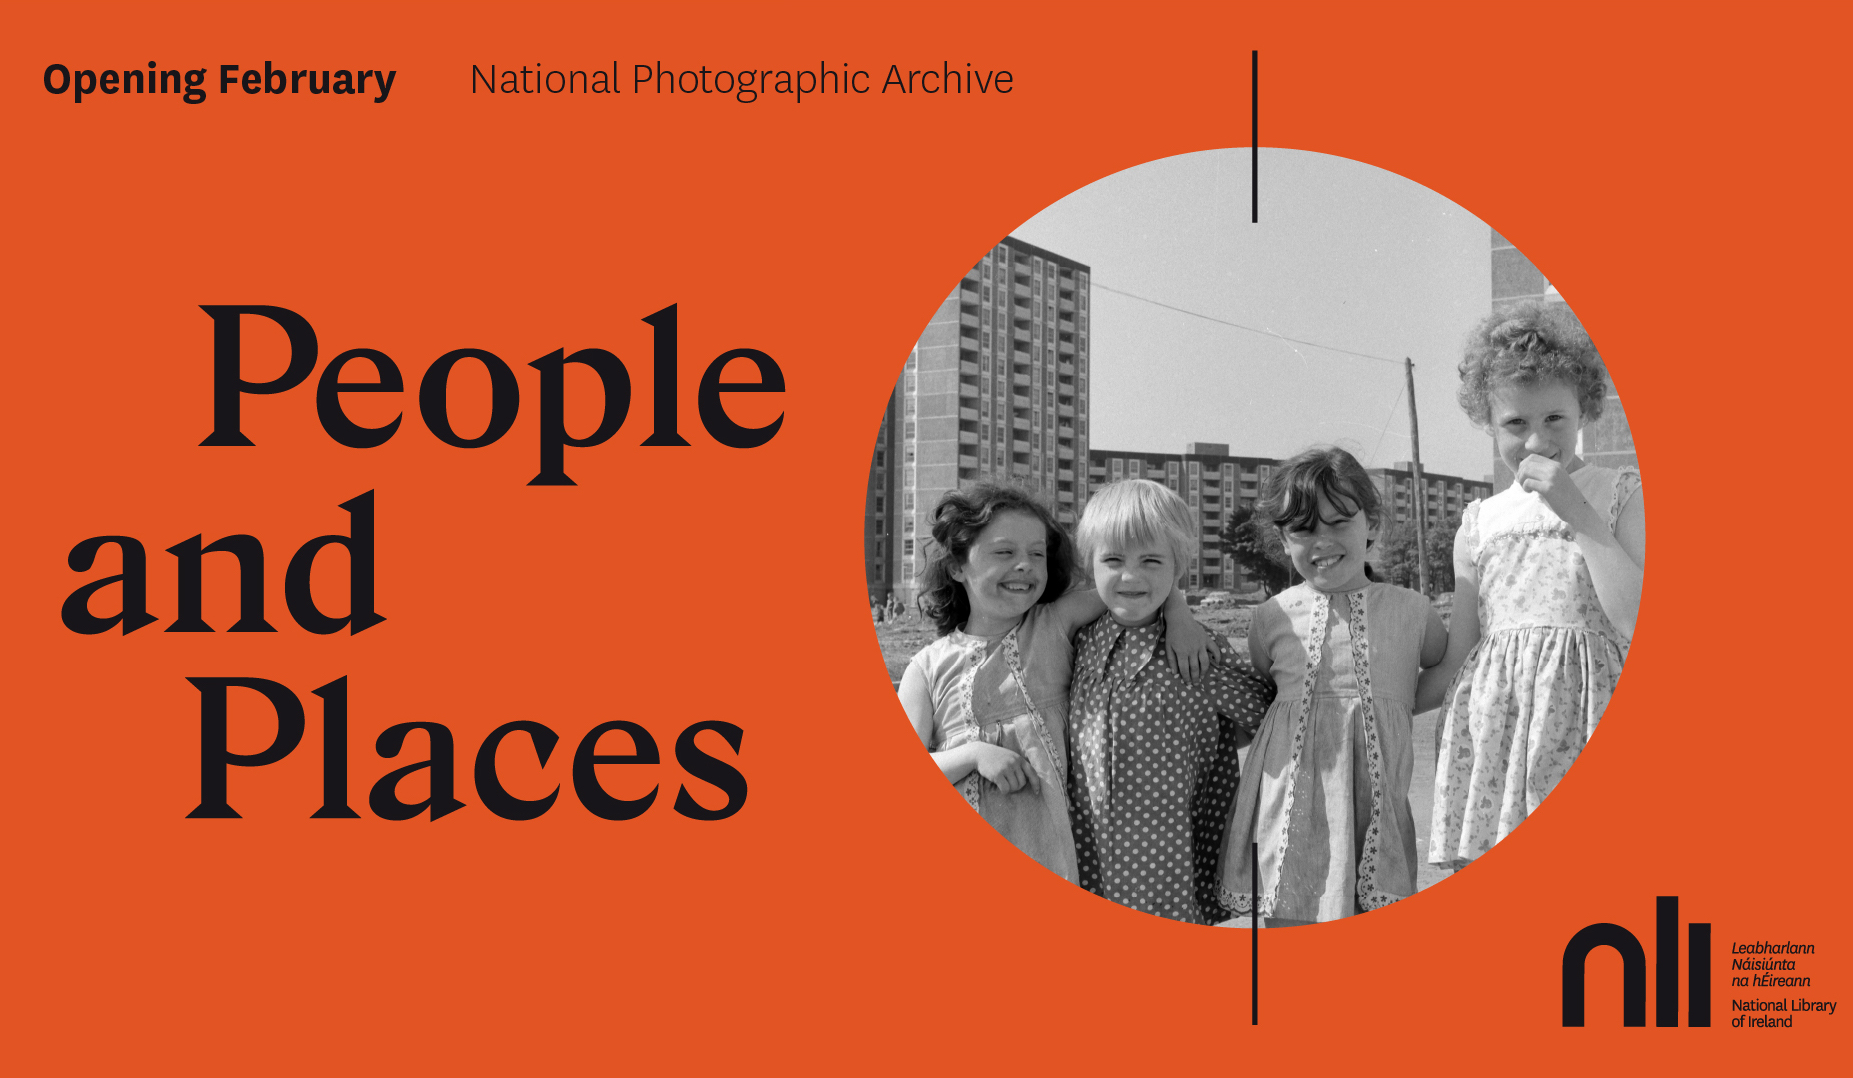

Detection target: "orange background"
[3, 3, 1846, 1072]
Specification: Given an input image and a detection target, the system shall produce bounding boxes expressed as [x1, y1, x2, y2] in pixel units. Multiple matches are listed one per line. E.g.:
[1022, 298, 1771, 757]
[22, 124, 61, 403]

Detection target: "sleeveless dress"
[1428, 465, 1640, 868]
[906, 603, 1078, 882]
[1217, 582, 1430, 923]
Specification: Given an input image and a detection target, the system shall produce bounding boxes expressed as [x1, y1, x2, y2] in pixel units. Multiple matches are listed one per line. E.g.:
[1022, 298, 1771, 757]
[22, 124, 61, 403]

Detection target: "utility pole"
[1404, 357, 1430, 596]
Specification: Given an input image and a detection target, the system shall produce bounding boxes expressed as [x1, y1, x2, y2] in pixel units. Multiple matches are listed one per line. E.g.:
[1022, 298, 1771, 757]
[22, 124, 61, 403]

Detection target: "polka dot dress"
[1068, 614, 1274, 924]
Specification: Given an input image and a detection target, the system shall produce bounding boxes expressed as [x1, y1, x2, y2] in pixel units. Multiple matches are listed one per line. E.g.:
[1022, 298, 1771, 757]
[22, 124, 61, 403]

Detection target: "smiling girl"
[1217, 447, 1447, 924]
[1066, 480, 1274, 924]
[898, 483, 1209, 882]
[1420, 303, 1645, 870]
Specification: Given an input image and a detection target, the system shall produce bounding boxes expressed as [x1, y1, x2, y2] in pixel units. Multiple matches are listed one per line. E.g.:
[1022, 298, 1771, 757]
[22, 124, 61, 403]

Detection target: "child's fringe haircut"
[1076, 479, 1197, 581]
[1264, 446, 1382, 534]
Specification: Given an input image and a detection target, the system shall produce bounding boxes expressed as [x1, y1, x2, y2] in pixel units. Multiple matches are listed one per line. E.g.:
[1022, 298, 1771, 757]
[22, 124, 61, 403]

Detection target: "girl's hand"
[1163, 592, 1218, 683]
[1166, 624, 1215, 682]
[1515, 454, 1595, 526]
[972, 742, 1039, 795]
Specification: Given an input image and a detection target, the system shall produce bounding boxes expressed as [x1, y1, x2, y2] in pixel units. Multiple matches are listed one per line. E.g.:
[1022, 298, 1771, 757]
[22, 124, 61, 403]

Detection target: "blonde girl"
[898, 483, 1208, 881]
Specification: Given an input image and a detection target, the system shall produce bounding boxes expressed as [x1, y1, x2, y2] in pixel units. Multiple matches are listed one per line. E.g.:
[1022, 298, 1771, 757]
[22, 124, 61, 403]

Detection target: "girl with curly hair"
[1419, 302, 1645, 869]
[898, 482, 1211, 882]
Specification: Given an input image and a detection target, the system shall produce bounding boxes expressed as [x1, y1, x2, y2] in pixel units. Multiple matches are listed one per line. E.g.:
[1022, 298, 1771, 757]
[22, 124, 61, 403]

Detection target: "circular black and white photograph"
[864, 149, 1644, 927]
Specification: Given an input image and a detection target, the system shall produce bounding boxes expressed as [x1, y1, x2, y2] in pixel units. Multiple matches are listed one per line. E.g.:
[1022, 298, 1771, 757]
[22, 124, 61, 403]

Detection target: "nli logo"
[1562, 896, 1711, 1027]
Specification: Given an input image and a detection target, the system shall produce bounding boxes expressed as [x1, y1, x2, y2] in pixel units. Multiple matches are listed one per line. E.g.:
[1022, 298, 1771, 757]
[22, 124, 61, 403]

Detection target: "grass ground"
[872, 592, 1457, 909]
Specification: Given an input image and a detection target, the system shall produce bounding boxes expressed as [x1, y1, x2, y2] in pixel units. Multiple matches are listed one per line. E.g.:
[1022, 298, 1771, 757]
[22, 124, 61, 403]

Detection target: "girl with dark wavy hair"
[899, 482, 1210, 882]
[1217, 447, 1447, 924]
[1421, 302, 1645, 870]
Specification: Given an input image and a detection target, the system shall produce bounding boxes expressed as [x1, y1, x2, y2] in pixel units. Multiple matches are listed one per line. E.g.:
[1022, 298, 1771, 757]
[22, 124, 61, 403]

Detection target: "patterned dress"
[907, 603, 1078, 882]
[1428, 465, 1640, 868]
[1068, 613, 1274, 924]
[1218, 583, 1432, 923]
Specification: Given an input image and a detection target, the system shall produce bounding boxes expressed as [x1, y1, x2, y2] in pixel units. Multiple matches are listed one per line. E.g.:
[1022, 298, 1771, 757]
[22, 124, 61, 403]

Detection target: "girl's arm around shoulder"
[1420, 605, 1449, 669]
[1414, 517, 1480, 713]
[1161, 587, 1215, 682]
[1388, 582, 1448, 669]
[1204, 633, 1276, 734]
[1246, 599, 1275, 682]
[1048, 583, 1215, 680]
[1046, 584, 1108, 640]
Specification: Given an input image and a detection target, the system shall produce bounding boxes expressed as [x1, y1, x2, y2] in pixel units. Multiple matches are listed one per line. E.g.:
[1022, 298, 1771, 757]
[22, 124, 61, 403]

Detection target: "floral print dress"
[908, 603, 1078, 882]
[1428, 465, 1640, 868]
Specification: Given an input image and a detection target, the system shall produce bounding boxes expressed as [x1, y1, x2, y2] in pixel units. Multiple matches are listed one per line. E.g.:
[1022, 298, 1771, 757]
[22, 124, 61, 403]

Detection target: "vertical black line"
[1250, 50, 1259, 223]
[1656, 896, 1678, 1027]
[1250, 840, 1259, 1024]
[1688, 922, 1712, 1027]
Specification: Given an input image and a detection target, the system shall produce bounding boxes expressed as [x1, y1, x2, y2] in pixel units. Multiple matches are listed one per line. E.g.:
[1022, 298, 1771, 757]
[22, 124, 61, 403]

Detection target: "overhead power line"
[1092, 282, 1403, 366]
[1368, 380, 1407, 465]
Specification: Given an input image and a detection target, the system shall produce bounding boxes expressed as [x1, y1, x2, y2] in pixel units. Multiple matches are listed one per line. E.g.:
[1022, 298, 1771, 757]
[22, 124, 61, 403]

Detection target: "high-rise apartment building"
[866, 237, 1092, 605]
[1490, 229, 1635, 489]
[1367, 463, 1495, 528]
